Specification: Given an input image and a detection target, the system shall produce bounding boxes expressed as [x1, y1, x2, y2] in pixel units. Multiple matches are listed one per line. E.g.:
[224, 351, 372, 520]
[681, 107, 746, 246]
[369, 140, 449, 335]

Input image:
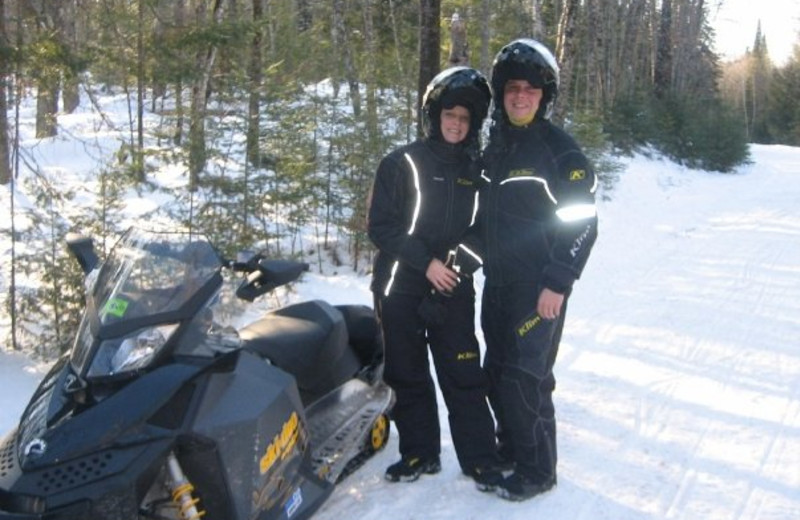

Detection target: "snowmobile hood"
[15, 360, 212, 472]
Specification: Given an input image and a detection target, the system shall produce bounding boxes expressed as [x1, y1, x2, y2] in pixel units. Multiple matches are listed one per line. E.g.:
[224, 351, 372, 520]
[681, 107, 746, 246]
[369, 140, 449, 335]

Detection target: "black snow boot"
[463, 465, 504, 492]
[385, 456, 441, 483]
[495, 471, 556, 501]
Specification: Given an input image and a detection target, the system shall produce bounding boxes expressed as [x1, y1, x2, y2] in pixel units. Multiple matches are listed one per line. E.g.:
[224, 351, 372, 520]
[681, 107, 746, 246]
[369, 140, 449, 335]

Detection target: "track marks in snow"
[560, 150, 800, 520]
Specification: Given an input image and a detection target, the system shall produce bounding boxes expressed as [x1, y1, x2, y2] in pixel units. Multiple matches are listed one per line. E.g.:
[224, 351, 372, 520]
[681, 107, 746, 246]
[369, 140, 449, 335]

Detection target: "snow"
[2, 98, 800, 519]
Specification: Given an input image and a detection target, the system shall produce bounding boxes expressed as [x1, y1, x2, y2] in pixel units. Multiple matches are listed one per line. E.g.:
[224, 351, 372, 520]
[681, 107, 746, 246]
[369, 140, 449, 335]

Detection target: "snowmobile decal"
[569, 168, 586, 181]
[517, 314, 542, 337]
[260, 411, 305, 475]
[284, 487, 303, 517]
[102, 297, 129, 318]
[456, 351, 479, 361]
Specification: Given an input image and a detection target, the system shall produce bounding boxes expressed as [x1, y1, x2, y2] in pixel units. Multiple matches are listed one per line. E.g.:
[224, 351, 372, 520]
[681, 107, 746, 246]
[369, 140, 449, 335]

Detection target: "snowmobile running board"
[306, 378, 393, 483]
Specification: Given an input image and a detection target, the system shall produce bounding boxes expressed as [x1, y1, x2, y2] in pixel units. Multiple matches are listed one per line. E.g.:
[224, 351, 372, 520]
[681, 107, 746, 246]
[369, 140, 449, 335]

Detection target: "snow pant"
[376, 284, 498, 471]
[481, 283, 567, 481]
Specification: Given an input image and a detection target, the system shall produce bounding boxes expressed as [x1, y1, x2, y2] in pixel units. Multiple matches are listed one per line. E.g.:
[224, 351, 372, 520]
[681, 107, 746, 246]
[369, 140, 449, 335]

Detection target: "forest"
[1, 0, 799, 357]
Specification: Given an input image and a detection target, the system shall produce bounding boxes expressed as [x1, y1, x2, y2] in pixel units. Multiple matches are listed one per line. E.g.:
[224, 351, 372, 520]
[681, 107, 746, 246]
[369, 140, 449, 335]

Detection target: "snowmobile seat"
[239, 300, 361, 405]
[334, 304, 383, 367]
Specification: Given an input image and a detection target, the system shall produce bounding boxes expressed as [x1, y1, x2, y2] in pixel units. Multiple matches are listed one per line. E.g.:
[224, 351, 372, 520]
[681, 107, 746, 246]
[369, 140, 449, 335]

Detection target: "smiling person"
[367, 67, 502, 491]
[473, 39, 599, 501]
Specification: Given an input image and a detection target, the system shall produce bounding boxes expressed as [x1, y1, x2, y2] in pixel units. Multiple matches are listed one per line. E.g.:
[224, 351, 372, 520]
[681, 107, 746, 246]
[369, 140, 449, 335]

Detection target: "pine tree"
[767, 47, 800, 145]
[748, 22, 773, 143]
[13, 175, 84, 358]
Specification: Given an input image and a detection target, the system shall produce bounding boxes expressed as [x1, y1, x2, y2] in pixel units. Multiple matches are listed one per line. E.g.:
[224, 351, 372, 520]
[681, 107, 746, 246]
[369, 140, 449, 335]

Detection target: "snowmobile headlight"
[87, 323, 179, 378]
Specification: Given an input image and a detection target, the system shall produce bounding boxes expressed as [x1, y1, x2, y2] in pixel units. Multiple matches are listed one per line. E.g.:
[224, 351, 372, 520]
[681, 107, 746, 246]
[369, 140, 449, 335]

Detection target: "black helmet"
[421, 66, 492, 143]
[491, 38, 559, 121]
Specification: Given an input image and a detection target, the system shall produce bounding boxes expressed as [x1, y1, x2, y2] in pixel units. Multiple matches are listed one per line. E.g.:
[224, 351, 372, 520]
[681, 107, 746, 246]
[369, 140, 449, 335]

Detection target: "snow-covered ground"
[2, 99, 799, 519]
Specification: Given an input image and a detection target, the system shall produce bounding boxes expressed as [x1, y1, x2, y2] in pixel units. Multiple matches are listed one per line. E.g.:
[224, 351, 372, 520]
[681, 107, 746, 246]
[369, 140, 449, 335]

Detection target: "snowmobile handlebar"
[234, 258, 309, 302]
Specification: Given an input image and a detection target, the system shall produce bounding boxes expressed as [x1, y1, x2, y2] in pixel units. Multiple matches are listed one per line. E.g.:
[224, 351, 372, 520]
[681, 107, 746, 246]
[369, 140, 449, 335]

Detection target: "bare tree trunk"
[0, 0, 10, 184]
[332, 0, 361, 117]
[479, 0, 490, 74]
[188, 0, 225, 187]
[554, 0, 579, 124]
[243, 0, 265, 245]
[585, 0, 617, 111]
[296, 0, 312, 32]
[418, 0, 441, 136]
[388, 0, 414, 140]
[61, 77, 80, 116]
[741, 74, 749, 140]
[35, 82, 58, 138]
[530, 0, 546, 40]
[654, 0, 673, 98]
[174, 0, 186, 145]
[584, 0, 601, 110]
[151, 1, 168, 107]
[330, 0, 343, 97]
[354, 0, 378, 271]
[8, 0, 24, 349]
[671, 0, 701, 93]
[27, 0, 60, 138]
[61, 0, 80, 114]
[363, 0, 378, 141]
[447, 11, 468, 66]
[616, 0, 648, 100]
[246, 0, 263, 168]
[134, 0, 145, 181]
[387, 0, 407, 77]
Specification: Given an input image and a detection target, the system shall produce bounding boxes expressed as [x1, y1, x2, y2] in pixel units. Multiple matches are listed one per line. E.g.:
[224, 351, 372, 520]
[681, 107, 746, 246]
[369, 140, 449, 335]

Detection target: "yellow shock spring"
[167, 453, 207, 520]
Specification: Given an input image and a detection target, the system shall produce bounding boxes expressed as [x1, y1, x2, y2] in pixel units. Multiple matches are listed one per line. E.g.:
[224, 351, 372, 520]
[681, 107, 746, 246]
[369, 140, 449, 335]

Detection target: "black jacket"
[471, 119, 598, 291]
[368, 138, 480, 296]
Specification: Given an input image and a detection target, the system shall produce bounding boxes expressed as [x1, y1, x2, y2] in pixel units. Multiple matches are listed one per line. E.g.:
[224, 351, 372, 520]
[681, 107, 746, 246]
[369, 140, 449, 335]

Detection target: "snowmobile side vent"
[0, 436, 16, 478]
[35, 452, 114, 492]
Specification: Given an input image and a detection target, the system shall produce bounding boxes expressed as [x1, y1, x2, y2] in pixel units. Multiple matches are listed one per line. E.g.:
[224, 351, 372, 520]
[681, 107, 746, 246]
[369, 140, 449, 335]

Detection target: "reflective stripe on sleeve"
[403, 153, 422, 235]
[556, 203, 597, 222]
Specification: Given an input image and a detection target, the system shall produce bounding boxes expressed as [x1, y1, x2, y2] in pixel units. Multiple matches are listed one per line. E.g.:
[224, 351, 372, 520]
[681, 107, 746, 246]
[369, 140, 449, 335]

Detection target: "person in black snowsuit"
[367, 67, 502, 491]
[456, 39, 599, 501]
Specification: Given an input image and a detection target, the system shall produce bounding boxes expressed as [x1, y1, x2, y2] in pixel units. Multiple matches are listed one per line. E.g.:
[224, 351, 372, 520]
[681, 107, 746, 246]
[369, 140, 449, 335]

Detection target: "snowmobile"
[0, 228, 393, 520]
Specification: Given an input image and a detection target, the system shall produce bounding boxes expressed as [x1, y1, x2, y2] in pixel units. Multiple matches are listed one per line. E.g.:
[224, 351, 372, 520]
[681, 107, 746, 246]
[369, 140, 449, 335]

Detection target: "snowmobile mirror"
[66, 233, 99, 274]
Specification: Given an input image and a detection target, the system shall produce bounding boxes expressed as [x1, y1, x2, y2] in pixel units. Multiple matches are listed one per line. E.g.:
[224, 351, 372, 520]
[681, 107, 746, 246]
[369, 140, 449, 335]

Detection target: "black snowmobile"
[0, 228, 393, 520]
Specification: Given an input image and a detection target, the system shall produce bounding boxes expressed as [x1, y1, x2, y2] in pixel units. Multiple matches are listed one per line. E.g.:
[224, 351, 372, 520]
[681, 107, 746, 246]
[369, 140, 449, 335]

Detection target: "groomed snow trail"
[559, 146, 800, 520]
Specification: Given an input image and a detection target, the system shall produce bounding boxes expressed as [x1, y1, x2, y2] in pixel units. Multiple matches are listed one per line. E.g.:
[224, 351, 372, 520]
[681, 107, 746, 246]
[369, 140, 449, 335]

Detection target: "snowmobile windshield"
[92, 229, 222, 325]
[70, 228, 225, 379]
